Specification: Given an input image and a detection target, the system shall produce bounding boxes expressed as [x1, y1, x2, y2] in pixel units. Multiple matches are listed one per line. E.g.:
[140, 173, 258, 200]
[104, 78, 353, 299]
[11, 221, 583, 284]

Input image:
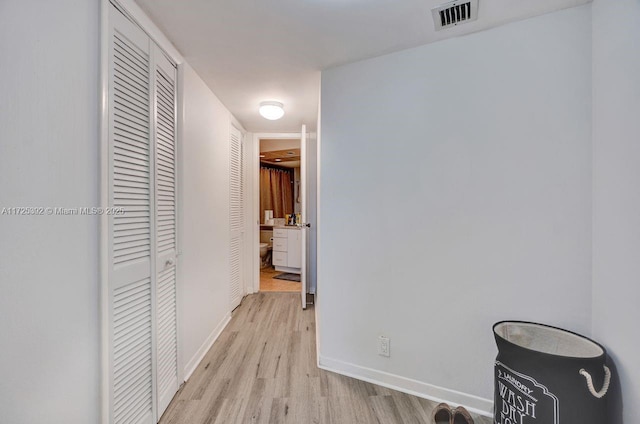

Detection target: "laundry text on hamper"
[495, 362, 559, 424]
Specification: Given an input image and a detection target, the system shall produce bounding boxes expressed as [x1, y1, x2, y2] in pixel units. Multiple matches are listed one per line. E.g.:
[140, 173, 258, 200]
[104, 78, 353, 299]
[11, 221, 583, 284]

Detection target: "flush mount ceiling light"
[259, 101, 285, 120]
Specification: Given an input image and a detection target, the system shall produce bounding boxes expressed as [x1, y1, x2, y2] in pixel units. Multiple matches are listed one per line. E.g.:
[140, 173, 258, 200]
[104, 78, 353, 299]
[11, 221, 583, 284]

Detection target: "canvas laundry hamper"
[493, 321, 610, 424]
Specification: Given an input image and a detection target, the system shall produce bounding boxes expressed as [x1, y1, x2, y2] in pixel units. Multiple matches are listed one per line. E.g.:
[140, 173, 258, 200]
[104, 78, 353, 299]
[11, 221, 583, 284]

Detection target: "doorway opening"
[258, 137, 302, 293]
[250, 128, 313, 309]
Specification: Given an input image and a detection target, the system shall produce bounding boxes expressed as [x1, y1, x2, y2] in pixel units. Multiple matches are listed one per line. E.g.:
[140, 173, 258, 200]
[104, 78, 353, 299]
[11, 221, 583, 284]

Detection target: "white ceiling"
[134, 0, 590, 133]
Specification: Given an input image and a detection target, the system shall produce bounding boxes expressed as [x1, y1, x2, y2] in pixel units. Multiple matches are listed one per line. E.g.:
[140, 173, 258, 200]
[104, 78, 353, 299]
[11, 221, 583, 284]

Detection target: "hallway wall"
[318, 5, 592, 413]
[0, 1, 101, 423]
[179, 63, 235, 377]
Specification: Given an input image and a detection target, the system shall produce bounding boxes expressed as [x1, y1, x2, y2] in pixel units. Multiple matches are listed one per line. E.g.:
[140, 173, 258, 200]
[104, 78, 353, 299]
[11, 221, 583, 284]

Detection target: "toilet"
[259, 229, 274, 268]
[259, 242, 271, 268]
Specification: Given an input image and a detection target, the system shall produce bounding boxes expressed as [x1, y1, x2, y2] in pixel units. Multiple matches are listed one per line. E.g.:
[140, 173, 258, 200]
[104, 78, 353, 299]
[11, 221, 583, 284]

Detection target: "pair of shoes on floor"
[432, 402, 474, 424]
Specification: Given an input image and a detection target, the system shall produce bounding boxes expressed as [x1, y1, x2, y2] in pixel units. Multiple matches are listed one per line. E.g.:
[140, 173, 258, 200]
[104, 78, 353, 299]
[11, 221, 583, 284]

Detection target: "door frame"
[250, 132, 304, 294]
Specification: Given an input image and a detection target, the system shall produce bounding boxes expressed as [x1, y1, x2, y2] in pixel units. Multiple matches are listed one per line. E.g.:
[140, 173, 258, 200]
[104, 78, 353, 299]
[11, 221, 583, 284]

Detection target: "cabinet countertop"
[260, 225, 301, 230]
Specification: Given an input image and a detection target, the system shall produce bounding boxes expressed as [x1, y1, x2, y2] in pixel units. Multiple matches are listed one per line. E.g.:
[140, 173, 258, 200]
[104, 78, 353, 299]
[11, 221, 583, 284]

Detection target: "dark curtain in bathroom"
[260, 166, 294, 220]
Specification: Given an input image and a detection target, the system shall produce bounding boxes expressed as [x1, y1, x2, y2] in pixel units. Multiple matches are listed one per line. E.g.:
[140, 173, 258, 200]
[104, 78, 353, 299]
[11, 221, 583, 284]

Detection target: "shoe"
[432, 403, 452, 424]
[452, 406, 474, 424]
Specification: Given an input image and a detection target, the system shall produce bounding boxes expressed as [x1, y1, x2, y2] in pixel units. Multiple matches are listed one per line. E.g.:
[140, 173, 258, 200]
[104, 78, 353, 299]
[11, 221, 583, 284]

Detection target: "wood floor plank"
[393, 393, 434, 423]
[368, 395, 406, 424]
[159, 292, 492, 424]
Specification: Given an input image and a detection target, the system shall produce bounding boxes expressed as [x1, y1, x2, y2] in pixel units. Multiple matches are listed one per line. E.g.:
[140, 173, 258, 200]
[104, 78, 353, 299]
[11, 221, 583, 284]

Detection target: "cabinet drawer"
[272, 251, 287, 266]
[273, 228, 288, 238]
[272, 237, 287, 252]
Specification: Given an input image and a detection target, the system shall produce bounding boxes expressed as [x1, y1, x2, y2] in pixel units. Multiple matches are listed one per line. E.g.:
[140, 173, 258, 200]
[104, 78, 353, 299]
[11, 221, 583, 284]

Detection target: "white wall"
[0, 1, 100, 423]
[179, 63, 234, 377]
[592, 0, 640, 422]
[318, 5, 592, 412]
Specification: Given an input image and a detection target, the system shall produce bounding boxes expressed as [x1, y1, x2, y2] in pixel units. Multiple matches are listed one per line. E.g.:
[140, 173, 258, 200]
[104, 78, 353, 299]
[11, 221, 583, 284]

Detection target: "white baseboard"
[318, 355, 493, 417]
[183, 313, 232, 381]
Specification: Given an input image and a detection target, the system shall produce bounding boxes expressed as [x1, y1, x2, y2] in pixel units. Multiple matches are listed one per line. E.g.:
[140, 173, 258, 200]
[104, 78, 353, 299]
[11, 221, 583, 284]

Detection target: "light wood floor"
[159, 293, 492, 424]
[260, 267, 301, 292]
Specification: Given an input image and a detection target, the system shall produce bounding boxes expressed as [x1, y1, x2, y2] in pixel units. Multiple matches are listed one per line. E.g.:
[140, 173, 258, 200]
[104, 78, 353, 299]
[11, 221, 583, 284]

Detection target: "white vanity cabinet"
[272, 227, 301, 274]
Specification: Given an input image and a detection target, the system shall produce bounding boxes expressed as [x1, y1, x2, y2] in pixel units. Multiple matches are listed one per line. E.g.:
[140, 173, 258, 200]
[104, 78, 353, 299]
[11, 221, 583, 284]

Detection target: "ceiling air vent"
[432, 0, 478, 31]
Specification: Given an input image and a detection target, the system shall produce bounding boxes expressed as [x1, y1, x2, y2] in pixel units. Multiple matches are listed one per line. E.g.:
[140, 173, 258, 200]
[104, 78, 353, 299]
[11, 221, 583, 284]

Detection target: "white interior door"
[153, 45, 178, 418]
[108, 5, 155, 423]
[107, 4, 180, 423]
[230, 125, 244, 310]
[300, 125, 307, 309]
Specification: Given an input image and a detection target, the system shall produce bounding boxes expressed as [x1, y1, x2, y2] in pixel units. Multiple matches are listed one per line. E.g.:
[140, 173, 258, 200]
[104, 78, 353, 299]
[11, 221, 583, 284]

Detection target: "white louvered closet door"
[229, 126, 243, 310]
[108, 4, 180, 424]
[108, 5, 155, 424]
[153, 47, 178, 418]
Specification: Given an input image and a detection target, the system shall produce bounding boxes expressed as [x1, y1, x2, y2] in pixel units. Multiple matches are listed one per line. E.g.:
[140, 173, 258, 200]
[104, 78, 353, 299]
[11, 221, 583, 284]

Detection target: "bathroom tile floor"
[260, 266, 301, 292]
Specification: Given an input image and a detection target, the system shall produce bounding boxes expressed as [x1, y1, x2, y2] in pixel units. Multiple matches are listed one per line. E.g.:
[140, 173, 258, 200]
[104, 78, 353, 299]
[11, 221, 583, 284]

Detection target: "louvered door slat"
[113, 85, 149, 115]
[114, 140, 149, 157]
[114, 92, 150, 118]
[114, 346, 151, 385]
[114, 103, 150, 129]
[114, 126, 149, 144]
[157, 140, 173, 152]
[113, 335, 150, 374]
[156, 100, 174, 119]
[156, 139, 173, 153]
[114, 308, 150, 337]
[113, 74, 149, 105]
[157, 182, 175, 191]
[114, 350, 151, 393]
[113, 47, 148, 79]
[112, 49, 148, 81]
[113, 35, 148, 64]
[115, 147, 149, 164]
[114, 121, 149, 143]
[115, 179, 149, 191]
[115, 145, 149, 160]
[156, 136, 173, 150]
[115, 167, 149, 181]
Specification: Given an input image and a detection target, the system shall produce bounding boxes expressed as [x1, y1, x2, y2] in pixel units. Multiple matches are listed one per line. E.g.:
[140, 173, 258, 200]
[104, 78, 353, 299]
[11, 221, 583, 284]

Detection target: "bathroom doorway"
[258, 136, 302, 293]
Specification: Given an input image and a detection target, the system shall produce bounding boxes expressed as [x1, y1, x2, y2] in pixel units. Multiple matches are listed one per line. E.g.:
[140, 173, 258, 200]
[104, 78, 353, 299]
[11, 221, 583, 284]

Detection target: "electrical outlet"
[378, 336, 390, 357]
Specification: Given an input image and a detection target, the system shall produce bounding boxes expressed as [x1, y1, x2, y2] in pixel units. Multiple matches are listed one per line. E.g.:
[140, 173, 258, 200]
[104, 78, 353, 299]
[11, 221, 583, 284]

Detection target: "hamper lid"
[494, 321, 604, 359]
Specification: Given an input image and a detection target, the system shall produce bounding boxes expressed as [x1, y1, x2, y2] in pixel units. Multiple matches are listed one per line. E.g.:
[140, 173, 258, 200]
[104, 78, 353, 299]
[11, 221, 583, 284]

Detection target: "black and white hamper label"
[495, 362, 559, 424]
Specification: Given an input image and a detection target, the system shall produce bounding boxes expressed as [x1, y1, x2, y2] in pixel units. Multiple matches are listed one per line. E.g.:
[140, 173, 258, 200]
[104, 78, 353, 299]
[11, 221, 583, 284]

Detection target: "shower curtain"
[260, 166, 294, 221]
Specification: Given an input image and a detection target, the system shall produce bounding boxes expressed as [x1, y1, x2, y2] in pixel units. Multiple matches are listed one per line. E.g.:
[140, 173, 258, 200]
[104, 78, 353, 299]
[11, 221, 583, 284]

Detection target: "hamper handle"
[579, 365, 611, 398]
